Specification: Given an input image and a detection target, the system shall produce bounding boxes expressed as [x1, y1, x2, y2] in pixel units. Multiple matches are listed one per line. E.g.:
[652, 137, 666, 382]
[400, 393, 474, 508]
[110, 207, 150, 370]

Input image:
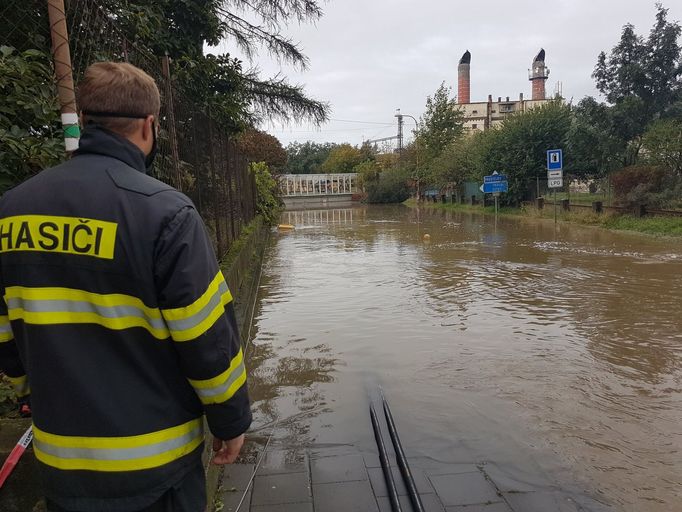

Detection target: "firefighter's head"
[78, 62, 160, 163]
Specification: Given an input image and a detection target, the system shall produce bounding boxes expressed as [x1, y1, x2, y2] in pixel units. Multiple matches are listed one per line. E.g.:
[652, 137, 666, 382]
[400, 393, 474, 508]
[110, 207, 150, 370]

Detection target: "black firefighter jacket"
[0, 126, 252, 511]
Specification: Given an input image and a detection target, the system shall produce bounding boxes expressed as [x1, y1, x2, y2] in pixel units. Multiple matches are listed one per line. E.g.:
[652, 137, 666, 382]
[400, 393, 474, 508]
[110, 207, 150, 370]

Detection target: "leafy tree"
[237, 129, 287, 172]
[250, 161, 282, 224]
[283, 141, 337, 174]
[413, 82, 465, 192]
[480, 102, 571, 205]
[320, 144, 369, 173]
[642, 118, 682, 175]
[0, 46, 62, 191]
[567, 97, 625, 179]
[592, 3, 681, 163]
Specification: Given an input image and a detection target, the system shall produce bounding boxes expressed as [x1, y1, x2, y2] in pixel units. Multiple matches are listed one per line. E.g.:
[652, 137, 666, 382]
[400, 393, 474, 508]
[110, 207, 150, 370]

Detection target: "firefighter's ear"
[142, 115, 155, 142]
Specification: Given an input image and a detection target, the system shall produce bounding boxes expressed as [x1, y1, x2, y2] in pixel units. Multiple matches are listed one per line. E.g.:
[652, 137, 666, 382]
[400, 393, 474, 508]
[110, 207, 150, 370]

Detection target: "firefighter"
[0, 62, 251, 511]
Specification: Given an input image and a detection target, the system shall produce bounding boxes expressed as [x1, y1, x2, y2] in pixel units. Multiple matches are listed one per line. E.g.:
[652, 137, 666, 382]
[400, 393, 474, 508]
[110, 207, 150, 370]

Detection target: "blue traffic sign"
[484, 173, 508, 184]
[547, 149, 563, 170]
[480, 181, 508, 194]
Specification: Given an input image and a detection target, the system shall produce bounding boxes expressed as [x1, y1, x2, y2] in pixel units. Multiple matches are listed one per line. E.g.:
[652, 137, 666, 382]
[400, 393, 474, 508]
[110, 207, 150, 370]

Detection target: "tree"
[237, 129, 287, 171]
[0, 46, 62, 192]
[320, 144, 369, 173]
[283, 141, 337, 174]
[413, 83, 465, 192]
[415, 83, 465, 164]
[250, 162, 282, 224]
[592, 4, 682, 163]
[98, 0, 330, 126]
[642, 119, 682, 175]
[480, 102, 571, 205]
[567, 97, 625, 179]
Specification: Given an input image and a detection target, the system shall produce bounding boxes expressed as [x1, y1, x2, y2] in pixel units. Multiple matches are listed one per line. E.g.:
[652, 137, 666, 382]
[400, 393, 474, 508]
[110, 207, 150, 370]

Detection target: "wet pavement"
[217, 443, 608, 512]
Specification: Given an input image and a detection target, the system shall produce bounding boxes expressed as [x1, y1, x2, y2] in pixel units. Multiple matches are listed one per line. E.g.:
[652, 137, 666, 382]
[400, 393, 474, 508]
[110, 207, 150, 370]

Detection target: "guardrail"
[531, 199, 682, 218]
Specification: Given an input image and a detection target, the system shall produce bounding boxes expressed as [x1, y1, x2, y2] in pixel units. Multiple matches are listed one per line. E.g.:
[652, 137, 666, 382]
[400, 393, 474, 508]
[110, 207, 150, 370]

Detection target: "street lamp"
[395, 109, 421, 200]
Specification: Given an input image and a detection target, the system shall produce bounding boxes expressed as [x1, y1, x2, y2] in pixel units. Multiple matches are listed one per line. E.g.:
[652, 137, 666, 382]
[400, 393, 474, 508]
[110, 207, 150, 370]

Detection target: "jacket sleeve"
[154, 205, 251, 440]
[0, 272, 30, 403]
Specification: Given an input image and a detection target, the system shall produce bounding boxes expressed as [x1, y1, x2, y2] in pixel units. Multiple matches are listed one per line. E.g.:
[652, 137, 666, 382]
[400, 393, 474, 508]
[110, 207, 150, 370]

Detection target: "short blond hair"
[78, 62, 161, 135]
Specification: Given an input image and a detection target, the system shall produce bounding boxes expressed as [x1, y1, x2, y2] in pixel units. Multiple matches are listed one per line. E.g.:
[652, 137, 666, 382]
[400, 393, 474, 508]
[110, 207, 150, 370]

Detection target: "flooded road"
[246, 205, 682, 512]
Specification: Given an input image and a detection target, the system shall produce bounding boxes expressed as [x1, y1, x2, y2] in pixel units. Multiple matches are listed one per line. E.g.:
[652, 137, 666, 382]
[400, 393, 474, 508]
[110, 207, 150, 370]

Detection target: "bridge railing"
[280, 174, 359, 196]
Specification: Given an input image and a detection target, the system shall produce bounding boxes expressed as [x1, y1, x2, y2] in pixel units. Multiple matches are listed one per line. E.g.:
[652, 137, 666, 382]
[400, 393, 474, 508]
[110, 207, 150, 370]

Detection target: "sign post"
[547, 150, 563, 225]
[480, 172, 508, 221]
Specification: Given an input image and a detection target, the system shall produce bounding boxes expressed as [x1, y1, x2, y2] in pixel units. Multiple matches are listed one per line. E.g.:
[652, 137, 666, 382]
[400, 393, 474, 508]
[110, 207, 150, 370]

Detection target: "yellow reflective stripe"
[33, 418, 201, 450]
[189, 349, 243, 390]
[188, 352, 247, 405]
[4, 286, 169, 340]
[162, 272, 225, 322]
[161, 271, 234, 343]
[34, 433, 203, 472]
[6, 375, 30, 397]
[0, 315, 13, 343]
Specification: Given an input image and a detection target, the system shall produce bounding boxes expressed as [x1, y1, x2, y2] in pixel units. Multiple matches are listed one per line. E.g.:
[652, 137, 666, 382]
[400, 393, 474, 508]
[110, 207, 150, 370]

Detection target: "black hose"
[370, 403, 402, 512]
[383, 397, 425, 512]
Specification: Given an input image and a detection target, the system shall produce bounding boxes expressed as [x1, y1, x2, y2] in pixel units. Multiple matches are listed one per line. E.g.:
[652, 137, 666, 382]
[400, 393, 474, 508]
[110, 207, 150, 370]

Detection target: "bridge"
[279, 173, 360, 209]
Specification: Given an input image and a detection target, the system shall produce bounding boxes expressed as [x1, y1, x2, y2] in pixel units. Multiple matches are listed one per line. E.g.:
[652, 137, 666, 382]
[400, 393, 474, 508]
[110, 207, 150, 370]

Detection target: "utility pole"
[395, 109, 404, 154]
[47, 0, 79, 152]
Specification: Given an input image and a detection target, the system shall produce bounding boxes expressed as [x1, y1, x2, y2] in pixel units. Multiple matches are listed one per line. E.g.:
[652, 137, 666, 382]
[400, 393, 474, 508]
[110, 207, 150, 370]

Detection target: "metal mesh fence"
[0, 0, 256, 258]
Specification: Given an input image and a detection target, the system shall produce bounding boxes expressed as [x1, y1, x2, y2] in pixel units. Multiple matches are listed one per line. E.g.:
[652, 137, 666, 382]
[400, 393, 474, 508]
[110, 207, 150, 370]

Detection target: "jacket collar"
[75, 124, 147, 174]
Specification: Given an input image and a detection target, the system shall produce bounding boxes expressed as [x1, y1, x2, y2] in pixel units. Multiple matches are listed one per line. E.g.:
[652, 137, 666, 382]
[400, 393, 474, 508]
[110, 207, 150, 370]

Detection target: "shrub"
[610, 166, 666, 202]
[366, 168, 411, 203]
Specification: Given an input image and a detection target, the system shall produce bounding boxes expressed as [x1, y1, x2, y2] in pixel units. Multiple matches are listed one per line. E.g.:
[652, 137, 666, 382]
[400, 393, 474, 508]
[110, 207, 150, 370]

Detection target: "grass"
[409, 199, 682, 237]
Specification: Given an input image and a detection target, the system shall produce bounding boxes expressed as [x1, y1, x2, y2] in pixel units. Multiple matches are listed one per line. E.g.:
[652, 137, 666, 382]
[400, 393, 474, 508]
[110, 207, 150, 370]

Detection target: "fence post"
[47, 0, 79, 152]
[208, 120, 224, 256]
[160, 55, 183, 191]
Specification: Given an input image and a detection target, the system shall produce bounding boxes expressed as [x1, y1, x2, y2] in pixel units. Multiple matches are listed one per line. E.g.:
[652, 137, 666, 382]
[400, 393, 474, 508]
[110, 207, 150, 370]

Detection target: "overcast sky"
[215, 1, 682, 148]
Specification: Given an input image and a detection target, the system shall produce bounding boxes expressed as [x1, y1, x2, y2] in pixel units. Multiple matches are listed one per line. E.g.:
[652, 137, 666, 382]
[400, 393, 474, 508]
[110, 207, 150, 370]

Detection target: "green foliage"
[283, 141, 337, 174]
[476, 102, 571, 205]
[320, 143, 372, 173]
[365, 167, 411, 204]
[642, 118, 682, 175]
[250, 162, 282, 224]
[592, 4, 682, 163]
[0, 46, 62, 192]
[413, 82, 465, 187]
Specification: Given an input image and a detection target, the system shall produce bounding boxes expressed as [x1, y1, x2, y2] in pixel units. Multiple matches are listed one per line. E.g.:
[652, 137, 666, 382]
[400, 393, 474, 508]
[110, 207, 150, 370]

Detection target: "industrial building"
[457, 49, 557, 132]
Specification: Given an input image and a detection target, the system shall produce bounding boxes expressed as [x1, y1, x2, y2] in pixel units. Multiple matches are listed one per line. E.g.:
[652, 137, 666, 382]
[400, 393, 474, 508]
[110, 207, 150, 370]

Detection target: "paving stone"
[251, 472, 312, 506]
[311, 453, 369, 484]
[219, 464, 255, 512]
[310, 445, 359, 459]
[257, 449, 309, 475]
[251, 503, 314, 512]
[376, 493, 446, 512]
[445, 503, 512, 512]
[424, 463, 481, 477]
[429, 472, 501, 507]
[367, 466, 435, 496]
[478, 465, 540, 494]
[503, 492, 580, 512]
[313, 480, 380, 512]
[363, 451, 397, 469]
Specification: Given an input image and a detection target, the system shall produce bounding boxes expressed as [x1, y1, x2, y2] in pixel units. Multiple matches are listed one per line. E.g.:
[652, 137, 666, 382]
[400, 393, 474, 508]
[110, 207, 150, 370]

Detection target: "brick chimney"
[529, 48, 549, 100]
[457, 50, 471, 104]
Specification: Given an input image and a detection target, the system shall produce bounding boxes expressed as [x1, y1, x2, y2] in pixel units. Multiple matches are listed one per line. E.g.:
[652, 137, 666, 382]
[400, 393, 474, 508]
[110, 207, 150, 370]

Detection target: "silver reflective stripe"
[193, 360, 246, 399]
[33, 426, 203, 461]
[164, 281, 229, 333]
[6, 297, 167, 330]
[0, 322, 12, 338]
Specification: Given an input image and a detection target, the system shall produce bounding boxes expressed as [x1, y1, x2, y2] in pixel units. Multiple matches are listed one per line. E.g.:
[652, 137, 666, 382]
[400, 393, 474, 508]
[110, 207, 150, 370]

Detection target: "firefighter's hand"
[212, 434, 245, 465]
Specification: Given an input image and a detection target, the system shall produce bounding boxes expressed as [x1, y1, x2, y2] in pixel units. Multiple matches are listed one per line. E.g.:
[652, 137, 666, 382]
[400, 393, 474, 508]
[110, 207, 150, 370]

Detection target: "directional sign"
[484, 173, 508, 184]
[548, 177, 563, 189]
[547, 149, 563, 171]
[480, 181, 509, 194]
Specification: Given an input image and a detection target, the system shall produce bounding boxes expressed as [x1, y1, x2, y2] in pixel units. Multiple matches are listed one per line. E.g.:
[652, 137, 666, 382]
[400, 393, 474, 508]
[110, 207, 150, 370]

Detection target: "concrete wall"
[283, 195, 355, 210]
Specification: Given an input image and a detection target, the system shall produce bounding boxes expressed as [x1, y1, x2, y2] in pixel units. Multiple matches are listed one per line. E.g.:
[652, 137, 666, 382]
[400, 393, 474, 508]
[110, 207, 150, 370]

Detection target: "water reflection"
[247, 205, 682, 512]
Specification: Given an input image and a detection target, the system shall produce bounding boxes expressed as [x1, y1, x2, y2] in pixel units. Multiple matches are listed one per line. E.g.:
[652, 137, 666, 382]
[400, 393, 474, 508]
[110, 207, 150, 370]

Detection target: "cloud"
[219, 0, 682, 146]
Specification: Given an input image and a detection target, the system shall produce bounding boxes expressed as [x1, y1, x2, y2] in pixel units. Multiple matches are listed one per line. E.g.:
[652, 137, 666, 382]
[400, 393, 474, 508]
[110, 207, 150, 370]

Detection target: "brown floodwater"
[245, 205, 682, 512]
